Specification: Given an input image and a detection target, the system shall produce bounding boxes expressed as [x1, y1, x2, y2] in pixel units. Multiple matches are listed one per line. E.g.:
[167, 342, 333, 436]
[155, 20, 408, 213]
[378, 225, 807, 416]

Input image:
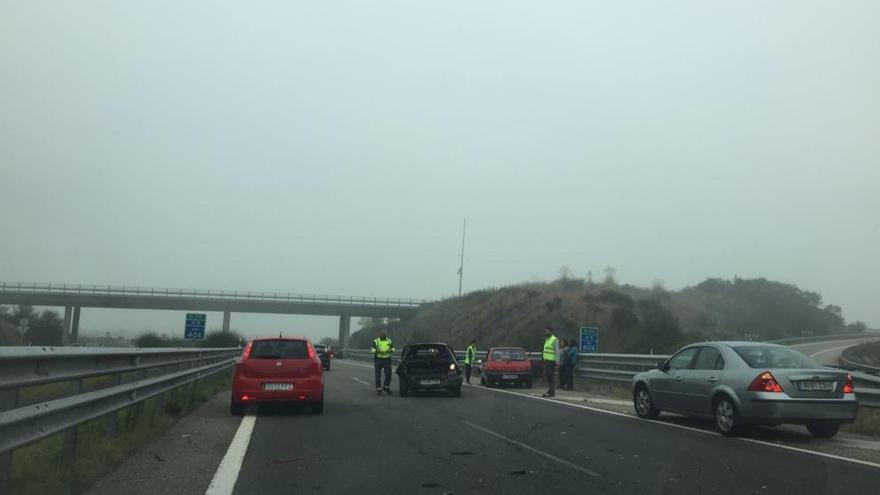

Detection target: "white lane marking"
[809, 344, 856, 359]
[738, 438, 880, 470]
[205, 414, 257, 495]
[469, 384, 880, 469]
[337, 360, 374, 369]
[462, 420, 601, 478]
[351, 377, 371, 386]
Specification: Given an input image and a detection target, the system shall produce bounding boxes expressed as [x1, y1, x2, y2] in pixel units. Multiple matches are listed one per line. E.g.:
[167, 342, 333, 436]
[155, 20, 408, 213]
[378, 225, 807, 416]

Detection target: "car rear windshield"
[250, 340, 308, 359]
[406, 345, 452, 360]
[492, 349, 528, 361]
[314, 345, 326, 352]
[733, 346, 819, 369]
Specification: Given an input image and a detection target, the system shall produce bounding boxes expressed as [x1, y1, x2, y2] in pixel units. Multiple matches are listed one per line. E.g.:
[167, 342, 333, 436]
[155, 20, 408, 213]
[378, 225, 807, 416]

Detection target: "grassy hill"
[350, 277, 859, 354]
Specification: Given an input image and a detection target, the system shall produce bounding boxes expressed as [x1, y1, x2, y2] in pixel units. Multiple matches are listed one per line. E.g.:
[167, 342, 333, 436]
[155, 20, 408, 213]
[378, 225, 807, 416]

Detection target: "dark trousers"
[564, 363, 575, 390]
[559, 363, 570, 389]
[465, 364, 472, 384]
[544, 361, 556, 395]
[374, 358, 392, 389]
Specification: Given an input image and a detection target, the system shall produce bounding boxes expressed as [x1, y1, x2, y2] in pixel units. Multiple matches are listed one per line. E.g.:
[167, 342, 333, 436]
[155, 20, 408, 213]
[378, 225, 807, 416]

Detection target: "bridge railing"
[0, 346, 240, 483]
[0, 281, 427, 307]
[341, 348, 880, 408]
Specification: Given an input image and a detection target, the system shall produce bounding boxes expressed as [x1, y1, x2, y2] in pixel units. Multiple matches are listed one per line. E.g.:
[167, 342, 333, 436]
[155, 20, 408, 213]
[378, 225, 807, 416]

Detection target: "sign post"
[580, 326, 599, 353]
[184, 313, 206, 340]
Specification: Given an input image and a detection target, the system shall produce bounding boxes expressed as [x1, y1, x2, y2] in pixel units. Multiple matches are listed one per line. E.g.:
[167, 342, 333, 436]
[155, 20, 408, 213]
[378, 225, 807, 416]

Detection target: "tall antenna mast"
[458, 218, 466, 297]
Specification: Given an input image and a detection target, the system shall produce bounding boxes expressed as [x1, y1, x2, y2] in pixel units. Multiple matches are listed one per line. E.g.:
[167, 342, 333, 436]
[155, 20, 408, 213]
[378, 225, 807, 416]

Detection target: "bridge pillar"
[338, 315, 351, 348]
[71, 306, 81, 343]
[222, 311, 231, 333]
[62, 306, 73, 345]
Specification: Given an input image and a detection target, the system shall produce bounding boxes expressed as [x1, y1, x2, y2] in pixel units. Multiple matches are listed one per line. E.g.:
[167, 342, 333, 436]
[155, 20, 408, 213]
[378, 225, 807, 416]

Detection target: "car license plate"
[797, 381, 834, 392]
[502, 374, 518, 380]
[263, 383, 293, 391]
[420, 379, 441, 385]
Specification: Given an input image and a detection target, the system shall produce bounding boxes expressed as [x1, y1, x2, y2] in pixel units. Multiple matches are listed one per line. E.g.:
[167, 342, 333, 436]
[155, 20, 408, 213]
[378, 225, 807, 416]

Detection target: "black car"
[395, 342, 463, 397]
[314, 344, 332, 370]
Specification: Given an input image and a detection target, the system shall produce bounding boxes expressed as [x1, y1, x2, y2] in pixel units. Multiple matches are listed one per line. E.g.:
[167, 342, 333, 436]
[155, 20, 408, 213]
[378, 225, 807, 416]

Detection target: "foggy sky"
[2, 1, 878, 341]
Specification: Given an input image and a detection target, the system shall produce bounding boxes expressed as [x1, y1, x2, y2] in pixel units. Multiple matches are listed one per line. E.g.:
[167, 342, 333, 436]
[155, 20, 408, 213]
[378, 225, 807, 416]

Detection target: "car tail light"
[241, 394, 251, 401]
[329, 351, 335, 358]
[843, 374, 854, 394]
[747, 371, 784, 393]
[307, 343, 316, 359]
[241, 342, 253, 360]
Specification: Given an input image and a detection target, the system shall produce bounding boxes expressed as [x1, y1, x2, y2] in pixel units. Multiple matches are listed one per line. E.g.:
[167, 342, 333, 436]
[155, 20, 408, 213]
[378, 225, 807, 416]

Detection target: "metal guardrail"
[0, 281, 427, 307]
[0, 346, 240, 483]
[342, 348, 879, 407]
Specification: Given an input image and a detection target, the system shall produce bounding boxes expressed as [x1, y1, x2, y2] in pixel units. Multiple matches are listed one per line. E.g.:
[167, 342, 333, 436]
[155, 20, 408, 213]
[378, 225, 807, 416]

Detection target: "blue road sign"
[580, 327, 598, 353]
[185, 313, 206, 340]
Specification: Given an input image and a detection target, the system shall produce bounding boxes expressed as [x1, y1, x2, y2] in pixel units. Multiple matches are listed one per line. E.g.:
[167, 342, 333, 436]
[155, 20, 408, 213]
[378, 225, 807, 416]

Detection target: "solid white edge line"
[468, 382, 880, 470]
[205, 414, 257, 495]
[343, 359, 880, 470]
[462, 420, 601, 478]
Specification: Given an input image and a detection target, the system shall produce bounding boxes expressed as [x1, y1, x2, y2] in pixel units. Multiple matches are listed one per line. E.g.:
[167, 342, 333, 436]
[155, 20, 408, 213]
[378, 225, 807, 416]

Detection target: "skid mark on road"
[351, 377, 371, 386]
[462, 420, 602, 478]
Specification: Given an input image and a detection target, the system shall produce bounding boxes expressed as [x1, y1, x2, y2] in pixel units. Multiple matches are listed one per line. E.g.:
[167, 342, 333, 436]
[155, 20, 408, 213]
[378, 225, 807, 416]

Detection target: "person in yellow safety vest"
[371, 331, 395, 395]
[541, 326, 560, 397]
[464, 340, 477, 385]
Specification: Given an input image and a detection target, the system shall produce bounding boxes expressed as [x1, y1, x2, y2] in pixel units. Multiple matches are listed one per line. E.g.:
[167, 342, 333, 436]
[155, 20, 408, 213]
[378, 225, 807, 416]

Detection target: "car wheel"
[451, 386, 462, 397]
[806, 423, 840, 438]
[399, 380, 409, 397]
[311, 399, 324, 415]
[633, 386, 660, 419]
[230, 402, 244, 416]
[714, 396, 740, 436]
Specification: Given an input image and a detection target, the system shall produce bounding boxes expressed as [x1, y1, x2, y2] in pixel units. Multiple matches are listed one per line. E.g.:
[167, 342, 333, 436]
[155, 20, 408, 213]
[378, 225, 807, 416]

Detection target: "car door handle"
[708, 377, 718, 383]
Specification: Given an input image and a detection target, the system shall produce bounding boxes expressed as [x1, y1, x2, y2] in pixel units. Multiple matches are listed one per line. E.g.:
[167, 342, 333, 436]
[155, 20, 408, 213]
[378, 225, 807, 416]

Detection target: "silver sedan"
[632, 342, 858, 437]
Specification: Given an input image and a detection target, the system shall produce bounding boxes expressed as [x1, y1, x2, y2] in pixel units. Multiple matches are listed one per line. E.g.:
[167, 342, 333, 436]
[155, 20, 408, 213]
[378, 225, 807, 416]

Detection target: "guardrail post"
[61, 379, 84, 460]
[0, 387, 18, 488]
[105, 373, 122, 437]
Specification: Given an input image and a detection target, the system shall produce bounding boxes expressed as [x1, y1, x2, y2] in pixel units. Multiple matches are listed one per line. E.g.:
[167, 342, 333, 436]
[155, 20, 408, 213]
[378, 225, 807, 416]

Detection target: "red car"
[231, 337, 325, 415]
[480, 347, 533, 388]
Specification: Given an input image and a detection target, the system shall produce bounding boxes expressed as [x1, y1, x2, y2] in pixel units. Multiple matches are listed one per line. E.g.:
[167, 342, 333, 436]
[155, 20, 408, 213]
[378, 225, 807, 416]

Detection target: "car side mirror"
[657, 361, 669, 372]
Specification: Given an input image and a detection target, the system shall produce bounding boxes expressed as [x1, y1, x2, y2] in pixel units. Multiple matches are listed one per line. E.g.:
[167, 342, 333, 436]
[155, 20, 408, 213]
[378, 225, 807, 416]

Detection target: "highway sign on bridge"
[185, 313, 206, 339]
[580, 326, 598, 353]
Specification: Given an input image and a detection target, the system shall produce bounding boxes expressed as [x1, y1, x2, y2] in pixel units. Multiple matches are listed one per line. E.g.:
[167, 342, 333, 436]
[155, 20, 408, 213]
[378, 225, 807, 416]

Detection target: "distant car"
[480, 347, 533, 388]
[632, 342, 857, 437]
[314, 344, 332, 370]
[396, 342, 463, 397]
[231, 337, 325, 415]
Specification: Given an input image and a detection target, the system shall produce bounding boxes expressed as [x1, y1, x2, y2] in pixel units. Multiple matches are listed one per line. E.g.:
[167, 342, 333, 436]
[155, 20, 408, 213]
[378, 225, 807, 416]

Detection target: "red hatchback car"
[231, 337, 325, 415]
[480, 347, 533, 388]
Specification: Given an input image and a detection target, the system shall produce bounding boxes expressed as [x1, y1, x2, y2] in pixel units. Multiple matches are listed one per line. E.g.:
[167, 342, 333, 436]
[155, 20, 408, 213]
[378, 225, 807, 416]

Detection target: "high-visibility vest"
[372, 338, 394, 359]
[465, 345, 476, 365]
[542, 335, 558, 362]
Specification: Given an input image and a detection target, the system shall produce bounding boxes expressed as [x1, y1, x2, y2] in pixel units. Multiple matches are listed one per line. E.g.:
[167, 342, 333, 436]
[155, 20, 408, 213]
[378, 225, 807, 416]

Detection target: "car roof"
[490, 347, 527, 351]
[250, 336, 310, 342]
[685, 341, 786, 348]
[405, 342, 451, 346]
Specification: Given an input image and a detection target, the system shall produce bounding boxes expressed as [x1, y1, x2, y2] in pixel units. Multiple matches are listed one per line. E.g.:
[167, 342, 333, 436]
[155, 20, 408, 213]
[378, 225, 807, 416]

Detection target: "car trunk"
[772, 368, 848, 399]
[405, 358, 452, 376]
[240, 340, 316, 379]
[487, 359, 531, 373]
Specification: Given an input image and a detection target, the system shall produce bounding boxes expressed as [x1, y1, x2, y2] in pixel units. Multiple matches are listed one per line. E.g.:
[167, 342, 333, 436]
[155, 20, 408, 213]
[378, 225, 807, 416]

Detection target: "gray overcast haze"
[1, 1, 879, 341]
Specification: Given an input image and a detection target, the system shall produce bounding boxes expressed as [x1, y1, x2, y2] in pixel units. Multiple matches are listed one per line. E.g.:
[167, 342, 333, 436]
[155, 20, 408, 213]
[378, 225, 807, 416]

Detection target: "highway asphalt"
[226, 359, 880, 495]
[791, 337, 880, 366]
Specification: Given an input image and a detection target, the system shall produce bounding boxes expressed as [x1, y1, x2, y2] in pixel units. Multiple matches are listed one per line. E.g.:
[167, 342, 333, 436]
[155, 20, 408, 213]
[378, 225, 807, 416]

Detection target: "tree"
[603, 266, 617, 286]
[202, 330, 245, 348]
[24, 310, 64, 346]
[135, 332, 166, 347]
[319, 337, 339, 347]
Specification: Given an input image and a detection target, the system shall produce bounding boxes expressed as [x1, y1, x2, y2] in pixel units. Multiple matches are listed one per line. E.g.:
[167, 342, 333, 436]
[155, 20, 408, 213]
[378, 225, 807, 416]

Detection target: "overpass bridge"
[0, 282, 426, 347]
